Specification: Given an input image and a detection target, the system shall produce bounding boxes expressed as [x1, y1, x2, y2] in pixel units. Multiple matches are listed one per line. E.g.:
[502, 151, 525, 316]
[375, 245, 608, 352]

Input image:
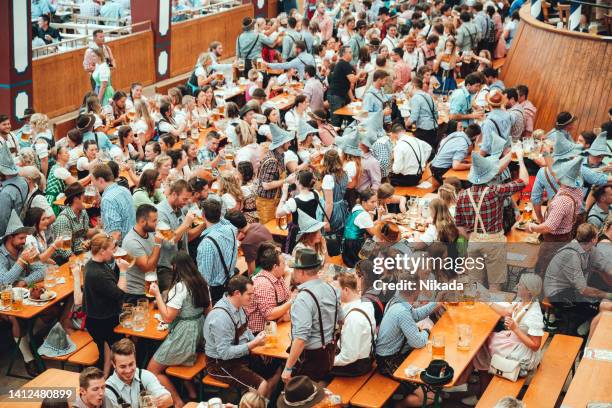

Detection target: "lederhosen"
[413, 93, 439, 155]
[330, 307, 375, 377]
[206, 307, 275, 392]
[536, 190, 581, 275]
[106, 369, 145, 408]
[292, 284, 338, 382]
[375, 298, 414, 382]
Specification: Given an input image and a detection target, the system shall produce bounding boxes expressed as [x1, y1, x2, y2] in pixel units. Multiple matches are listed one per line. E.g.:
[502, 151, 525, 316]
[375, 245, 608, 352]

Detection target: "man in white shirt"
[389, 124, 432, 186]
[332, 273, 376, 376]
[105, 339, 172, 408]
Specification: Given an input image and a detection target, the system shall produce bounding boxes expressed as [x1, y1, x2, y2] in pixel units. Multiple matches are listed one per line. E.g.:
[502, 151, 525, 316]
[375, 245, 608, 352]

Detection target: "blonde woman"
[219, 171, 244, 211]
[437, 183, 457, 216]
[413, 198, 458, 249]
[239, 392, 266, 408]
[376, 183, 408, 216]
[154, 154, 173, 185]
[132, 100, 155, 143]
[234, 120, 262, 173]
[29, 113, 54, 146]
[186, 52, 215, 94]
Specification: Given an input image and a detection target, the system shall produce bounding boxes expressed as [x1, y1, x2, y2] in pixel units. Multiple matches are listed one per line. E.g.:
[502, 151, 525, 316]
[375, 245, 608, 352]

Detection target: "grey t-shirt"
[122, 229, 155, 295]
[156, 199, 186, 269]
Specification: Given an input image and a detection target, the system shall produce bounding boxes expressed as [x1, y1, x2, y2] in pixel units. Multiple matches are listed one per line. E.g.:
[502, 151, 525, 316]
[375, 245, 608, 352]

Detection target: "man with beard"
[121, 204, 166, 304]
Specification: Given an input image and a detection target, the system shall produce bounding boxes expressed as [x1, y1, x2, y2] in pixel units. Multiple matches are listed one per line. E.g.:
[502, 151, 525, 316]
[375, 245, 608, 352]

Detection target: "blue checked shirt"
[409, 91, 439, 131]
[267, 52, 316, 80]
[449, 87, 473, 128]
[101, 183, 136, 243]
[480, 109, 512, 154]
[32, 0, 55, 18]
[204, 296, 254, 360]
[375, 295, 436, 357]
[431, 131, 472, 169]
[371, 136, 393, 178]
[197, 219, 238, 287]
[0, 245, 45, 285]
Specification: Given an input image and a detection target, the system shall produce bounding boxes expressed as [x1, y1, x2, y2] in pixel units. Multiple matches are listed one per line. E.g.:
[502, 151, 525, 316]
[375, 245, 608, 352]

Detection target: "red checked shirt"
[455, 180, 526, 234]
[540, 186, 583, 235]
[245, 270, 291, 333]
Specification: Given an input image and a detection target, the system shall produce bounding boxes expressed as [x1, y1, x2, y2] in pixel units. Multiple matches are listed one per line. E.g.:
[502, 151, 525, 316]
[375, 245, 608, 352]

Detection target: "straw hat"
[485, 89, 504, 108]
[1, 210, 34, 241]
[0, 143, 18, 176]
[586, 131, 611, 157]
[467, 152, 499, 185]
[297, 119, 319, 143]
[552, 155, 583, 188]
[552, 134, 583, 161]
[38, 323, 77, 358]
[296, 209, 326, 241]
[269, 124, 295, 150]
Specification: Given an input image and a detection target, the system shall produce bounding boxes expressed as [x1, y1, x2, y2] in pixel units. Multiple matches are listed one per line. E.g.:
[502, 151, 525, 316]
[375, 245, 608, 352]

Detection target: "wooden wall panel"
[501, 6, 612, 134]
[32, 30, 155, 118]
[170, 4, 253, 77]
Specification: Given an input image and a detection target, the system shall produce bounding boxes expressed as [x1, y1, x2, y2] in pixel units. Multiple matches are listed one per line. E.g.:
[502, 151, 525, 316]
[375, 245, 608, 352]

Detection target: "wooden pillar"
[131, 0, 172, 81]
[0, 1, 33, 127]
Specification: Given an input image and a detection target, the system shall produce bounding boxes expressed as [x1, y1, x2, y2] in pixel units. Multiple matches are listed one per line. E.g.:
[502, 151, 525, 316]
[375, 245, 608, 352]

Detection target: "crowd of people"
[2, 0, 612, 407]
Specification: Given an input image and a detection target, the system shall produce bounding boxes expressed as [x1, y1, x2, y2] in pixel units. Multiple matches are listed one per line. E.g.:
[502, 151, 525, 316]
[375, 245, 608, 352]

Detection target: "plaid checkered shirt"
[101, 183, 136, 243]
[52, 206, 90, 259]
[245, 271, 291, 333]
[256, 150, 285, 199]
[455, 180, 526, 234]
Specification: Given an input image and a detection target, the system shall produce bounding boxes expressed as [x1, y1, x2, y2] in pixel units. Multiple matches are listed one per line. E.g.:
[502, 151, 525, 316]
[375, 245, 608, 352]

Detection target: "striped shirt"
[376, 295, 435, 357]
[101, 183, 136, 243]
[196, 219, 238, 287]
[541, 186, 583, 235]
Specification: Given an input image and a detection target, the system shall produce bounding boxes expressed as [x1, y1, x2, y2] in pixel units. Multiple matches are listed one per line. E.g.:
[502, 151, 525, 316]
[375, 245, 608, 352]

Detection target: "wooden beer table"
[267, 93, 296, 111]
[443, 168, 469, 181]
[505, 227, 540, 270]
[251, 321, 291, 359]
[334, 103, 366, 117]
[393, 167, 437, 198]
[0, 369, 80, 408]
[587, 311, 612, 350]
[393, 302, 499, 387]
[114, 303, 169, 342]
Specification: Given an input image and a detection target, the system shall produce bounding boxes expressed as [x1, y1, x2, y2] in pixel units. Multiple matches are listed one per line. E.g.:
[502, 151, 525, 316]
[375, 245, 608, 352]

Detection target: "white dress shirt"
[334, 300, 376, 367]
[392, 135, 432, 176]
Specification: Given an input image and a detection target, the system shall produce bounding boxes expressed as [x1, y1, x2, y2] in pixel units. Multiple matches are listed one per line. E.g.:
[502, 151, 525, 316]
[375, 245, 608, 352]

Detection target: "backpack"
[479, 16, 497, 52]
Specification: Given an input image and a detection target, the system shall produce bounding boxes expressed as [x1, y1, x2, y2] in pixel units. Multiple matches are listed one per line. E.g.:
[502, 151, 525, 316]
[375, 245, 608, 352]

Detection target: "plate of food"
[29, 287, 57, 302]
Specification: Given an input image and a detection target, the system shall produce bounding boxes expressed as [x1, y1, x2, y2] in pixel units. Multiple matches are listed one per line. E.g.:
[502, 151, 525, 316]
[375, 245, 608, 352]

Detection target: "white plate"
[12, 287, 29, 299]
[29, 290, 57, 302]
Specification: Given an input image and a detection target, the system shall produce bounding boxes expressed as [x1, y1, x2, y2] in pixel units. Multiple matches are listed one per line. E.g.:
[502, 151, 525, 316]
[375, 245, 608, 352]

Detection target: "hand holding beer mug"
[157, 221, 175, 244]
[21, 245, 38, 264]
[114, 247, 134, 268]
[145, 272, 158, 298]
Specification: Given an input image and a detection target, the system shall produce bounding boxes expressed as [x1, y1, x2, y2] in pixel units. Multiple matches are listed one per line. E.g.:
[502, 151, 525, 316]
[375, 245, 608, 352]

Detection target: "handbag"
[315, 193, 342, 257]
[488, 353, 521, 382]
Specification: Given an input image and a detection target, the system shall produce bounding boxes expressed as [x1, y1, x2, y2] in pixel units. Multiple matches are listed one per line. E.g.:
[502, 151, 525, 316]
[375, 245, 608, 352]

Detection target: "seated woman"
[292, 209, 328, 261]
[437, 183, 457, 216]
[377, 183, 407, 215]
[237, 161, 259, 223]
[412, 198, 458, 250]
[467, 274, 546, 404]
[342, 189, 378, 267]
[110, 126, 144, 163]
[147, 252, 211, 408]
[132, 169, 164, 210]
[218, 170, 244, 212]
[45, 145, 91, 216]
[23, 207, 62, 264]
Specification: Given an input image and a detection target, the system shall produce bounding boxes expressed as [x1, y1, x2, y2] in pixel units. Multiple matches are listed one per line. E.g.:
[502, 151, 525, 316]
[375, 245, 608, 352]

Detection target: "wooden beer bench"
[349, 371, 400, 408]
[327, 368, 376, 405]
[67, 341, 100, 368]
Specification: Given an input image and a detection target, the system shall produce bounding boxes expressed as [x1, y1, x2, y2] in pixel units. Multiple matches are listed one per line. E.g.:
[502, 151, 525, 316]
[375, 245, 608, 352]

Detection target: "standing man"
[311, 2, 333, 41]
[255, 125, 296, 224]
[0, 114, 20, 157]
[106, 339, 172, 408]
[480, 90, 512, 156]
[503, 88, 526, 142]
[283, 248, 341, 383]
[236, 17, 276, 75]
[349, 20, 368, 66]
[528, 156, 585, 275]
[203, 275, 280, 398]
[391, 48, 411, 92]
[0, 143, 28, 236]
[156, 180, 202, 291]
[327, 46, 357, 127]
[449, 73, 484, 128]
[302, 65, 325, 112]
[455, 150, 528, 291]
[92, 165, 135, 245]
[282, 17, 303, 61]
[517, 85, 537, 138]
[363, 70, 392, 120]
[197, 199, 238, 304]
[244, 245, 292, 334]
[406, 77, 439, 151]
[456, 11, 478, 53]
[83, 30, 116, 90]
[121, 204, 164, 304]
